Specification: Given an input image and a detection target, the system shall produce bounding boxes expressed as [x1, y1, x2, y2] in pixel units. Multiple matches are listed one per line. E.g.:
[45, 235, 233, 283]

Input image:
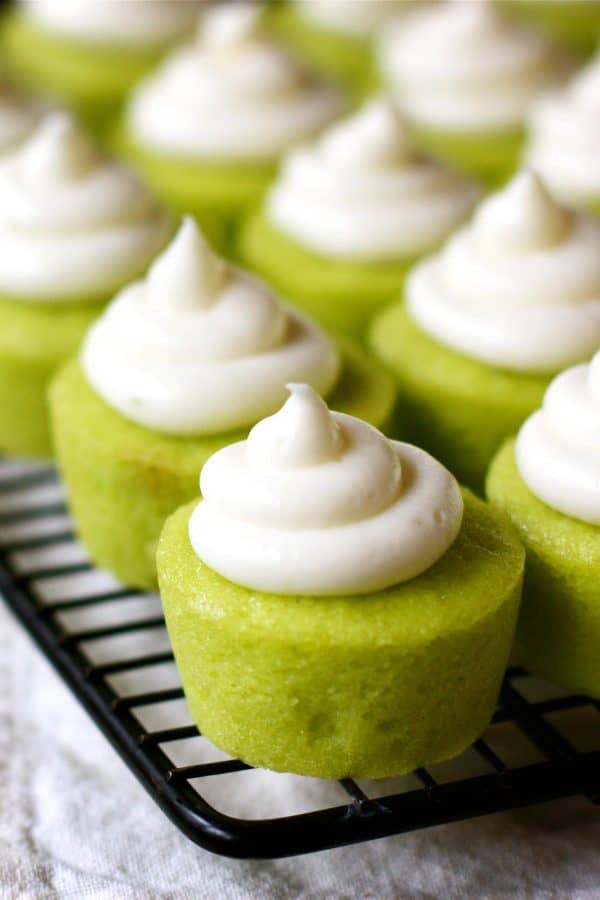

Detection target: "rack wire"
[0, 457, 598, 859]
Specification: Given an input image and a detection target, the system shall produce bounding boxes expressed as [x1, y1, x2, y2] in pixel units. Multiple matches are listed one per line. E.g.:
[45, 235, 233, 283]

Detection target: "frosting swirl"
[525, 54, 600, 206]
[407, 172, 600, 373]
[378, 0, 565, 132]
[127, 2, 343, 161]
[516, 351, 600, 525]
[189, 383, 464, 595]
[82, 219, 341, 435]
[294, 0, 417, 37]
[0, 82, 41, 155]
[22, 0, 201, 47]
[267, 101, 481, 261]
[0, 113, 172, 301]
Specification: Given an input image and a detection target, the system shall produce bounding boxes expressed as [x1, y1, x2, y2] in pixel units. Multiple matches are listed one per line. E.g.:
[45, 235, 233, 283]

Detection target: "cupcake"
[487, 353, 600, 698]
[377, 0, 568, 185]
[115, 2, 344, 251]
[0, 113, 172, 460]
[237, 100, 481, 337]
[50, 219, 396, 590]
[1, 0, 200, 134]
[157, 383, 524, 778]
[369, 172, 600, 492]
[525, 54, 600, 215]
[507, 1, 600, 57]
[269, 0, 416, 97]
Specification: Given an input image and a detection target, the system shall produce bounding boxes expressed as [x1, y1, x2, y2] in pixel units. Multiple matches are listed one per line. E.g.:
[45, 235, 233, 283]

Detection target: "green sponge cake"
[1, 2, 200, 135]
[486, 354, 600, 698]
[369, 172, 600, 492]
[51, 220, 396, 589]
[157, 385, 524, 778]
[377, 1, 569, 186]
[0, 113, 172, 459]
[237, 101, 480, 338]
[117, 3, 343, 250]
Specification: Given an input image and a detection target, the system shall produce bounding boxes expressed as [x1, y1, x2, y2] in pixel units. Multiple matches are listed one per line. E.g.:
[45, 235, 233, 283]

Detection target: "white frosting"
[294, 0, 417, 38]
[0, 114, 172, 301]
[189, 383, 464, 595]
[526, 55, 600, 205]
[0, 83, 41, 155]
[378, 0, 565, 132]
[516, 352, 600, 525]
[267, 101, 481, 261]
[127, 3, 343, 161]
[82, 219, 341, 435]
[22, 0, 201, 47]
[407, 172, 600, 373]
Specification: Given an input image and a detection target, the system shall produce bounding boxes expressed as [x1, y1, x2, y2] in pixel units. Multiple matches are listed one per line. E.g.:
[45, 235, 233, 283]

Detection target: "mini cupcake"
[50, 219, 396, 590]
[1, 0, 200, 133]
[369, 172, 600, 491]
[0, 113, 172, 460]
[237, 100, 481, 337]
[377, 0, 568, 185]
[269, 0, 416, 97]
[525, 54, 600, 215]
[487, 353, 600, 698]
[115, 3, 344, 250]
[507, 1, 600, 57]
[157, 383, 524, 778]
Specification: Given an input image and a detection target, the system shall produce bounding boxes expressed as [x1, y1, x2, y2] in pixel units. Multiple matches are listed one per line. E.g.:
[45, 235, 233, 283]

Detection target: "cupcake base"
[157, 490, 524, 778]
[487, 440, 600, 699]
[49, 339, 397, 589]
[236, 210, 414, 338]
[368, 303, 549, 492]
[0, 296, 101, 459]
[1, 12, 167, 135]
[112, 126, 276, 253]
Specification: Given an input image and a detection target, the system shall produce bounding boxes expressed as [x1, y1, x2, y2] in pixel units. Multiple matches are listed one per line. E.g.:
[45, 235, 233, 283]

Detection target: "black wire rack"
[0, 457, 598, 860]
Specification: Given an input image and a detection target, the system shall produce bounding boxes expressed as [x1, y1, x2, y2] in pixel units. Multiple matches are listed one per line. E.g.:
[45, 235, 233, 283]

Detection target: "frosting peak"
[19, 114, 100, 184]
[474, 172, 571, 254]
[147, 218, 227, 311]
[320, 101, 413, 167]
[189, 388, 464, 595]
[248, 384, 343, 469]
[200, 2, 261, 49]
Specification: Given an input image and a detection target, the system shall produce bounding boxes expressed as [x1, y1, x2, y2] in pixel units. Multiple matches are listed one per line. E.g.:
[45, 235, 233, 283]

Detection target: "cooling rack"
[0, 457, 598, 859]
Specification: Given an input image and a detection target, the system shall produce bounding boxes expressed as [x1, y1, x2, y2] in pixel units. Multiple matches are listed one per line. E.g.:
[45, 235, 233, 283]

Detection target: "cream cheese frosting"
[127, 2, 343, 161]
[294, 0, 418, 37]
[82, 219, 341, 435]
[21, 0, 201, 47]
[378, 0, 565, 133]
[407, 172, 600, 373]
[189, 383, 464, 595]
[516, 351, 600, 525]
[0, 82, 41, 155]
[0, 113, 172, 301]
[267, 100, 481, 261]
[525, 54, 600, 206]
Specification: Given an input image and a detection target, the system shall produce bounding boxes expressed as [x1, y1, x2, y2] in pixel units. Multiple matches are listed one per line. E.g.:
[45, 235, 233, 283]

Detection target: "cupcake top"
[516, 351, 600, 525]
[20, 0, 201, 48]
[0, 113, 172, 301]
[82, 219, 340, 435]
[525, 54, 600, 206]
[406, 172, 600, 373]
[189, 383, 464, 595]
[378, 0, 565, 133]
[127, 2, 344, 161]
[266, 100, 482, 262]
[0, 82, 42, 156]
[293, 0, 418, 38]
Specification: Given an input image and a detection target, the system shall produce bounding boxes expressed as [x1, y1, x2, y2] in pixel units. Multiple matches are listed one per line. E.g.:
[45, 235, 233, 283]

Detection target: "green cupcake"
[1, 0, 200, 135]
[157, 384, 524, 778]
[115, 3, 343, 251]
[377, 0, 570, 186]
[50, 220, 396, 589]
[237, 100, 481, 338]
[486, 353, 600, 698]
[369, 172, 600, 492]
[0, 113, 172, 459]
